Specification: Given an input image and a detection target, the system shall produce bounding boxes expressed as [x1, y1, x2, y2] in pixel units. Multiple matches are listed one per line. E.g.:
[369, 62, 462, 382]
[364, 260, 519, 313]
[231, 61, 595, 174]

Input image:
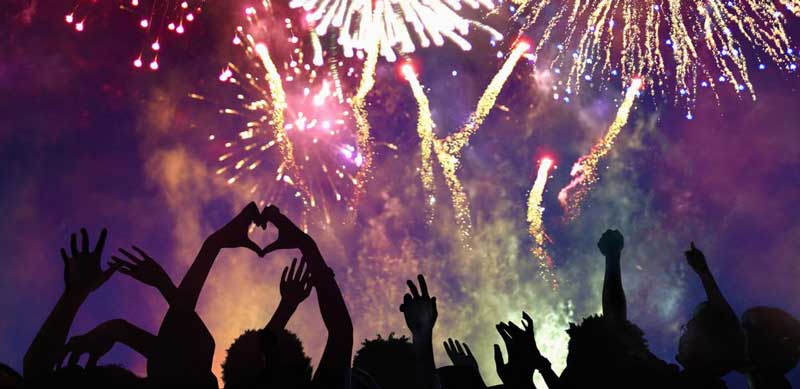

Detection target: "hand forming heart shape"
[207, 202, 313, 257]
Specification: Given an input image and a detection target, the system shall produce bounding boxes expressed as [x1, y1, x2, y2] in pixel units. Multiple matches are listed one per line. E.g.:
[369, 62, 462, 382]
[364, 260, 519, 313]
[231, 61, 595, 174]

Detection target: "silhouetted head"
[222, 328, 312, 389]
[0, 363, 22, 389]
[350, 367, 381, 389]
[741, 307, 800, 376]
[561, 315, 678, 389]
[353, 334, 415, 389]
[31, 365, 144, 389]
[677, 301, 746, 376]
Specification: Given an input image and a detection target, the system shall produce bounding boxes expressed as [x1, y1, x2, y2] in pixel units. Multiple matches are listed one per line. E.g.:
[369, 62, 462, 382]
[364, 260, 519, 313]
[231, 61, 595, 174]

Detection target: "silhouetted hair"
[222, 328, 312, 389]
[353, 334, 415, 389]
[741, 306, 800, 375]
[677, 301, 746, 376]
[561, 315, 678, 389]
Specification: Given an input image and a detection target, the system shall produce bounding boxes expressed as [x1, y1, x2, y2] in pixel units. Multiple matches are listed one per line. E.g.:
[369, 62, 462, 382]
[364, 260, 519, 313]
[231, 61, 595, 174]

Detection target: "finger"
[80, 228, 90, 254]
[444, 341, 453, 358]
[118, 248, 143, 264]
[294, 258, 306, 282]
[109, 255, 136, 269]
[493, 344, 505, 368]
[463, 342, 474, 357]
[70, 233, 79, 257]
[417, 274, 430, 298]
[93, 228, 108, 255]
[262, 241, 286, 256]
[61, 248, 69, 264]
[299, 260, 313, 284]
[522, 311, 533, 330]
[455, 339, 464, 355]
[507, 321, 523, 334]
[288, 257, 298, 280]
[400, 293, 412, 312]
[406, 280, 420, 298]
[131, 245, 152, 261]
[497, 324, 512, 346]
[691, 241, 697, 251]
[281, 266, 289, 284]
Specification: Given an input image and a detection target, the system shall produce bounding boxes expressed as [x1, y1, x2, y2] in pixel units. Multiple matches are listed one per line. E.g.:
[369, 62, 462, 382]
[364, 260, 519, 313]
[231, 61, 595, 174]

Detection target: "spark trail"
[404, 41, 531, 241]
[348, 38, 380, 211]
[558, 78, 643, 219]
[528, 157, 557, 289]
[513, 0, 798, 113]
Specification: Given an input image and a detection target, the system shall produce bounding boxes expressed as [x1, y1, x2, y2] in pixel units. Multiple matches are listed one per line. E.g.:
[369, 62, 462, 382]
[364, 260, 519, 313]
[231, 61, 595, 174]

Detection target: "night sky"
[2, 1, 800, 388]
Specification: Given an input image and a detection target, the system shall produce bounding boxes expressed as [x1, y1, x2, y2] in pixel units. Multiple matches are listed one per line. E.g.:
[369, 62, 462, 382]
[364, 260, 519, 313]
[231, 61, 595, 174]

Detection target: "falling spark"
[288, 0, 504, 61]
[403, 64, 437, 222]
[405, 41, 531, 241]
[527, 157, 558, 289]
[65, 0, 204, 70]
[558, 78, 643, 219]
[514, 0, 798, 109]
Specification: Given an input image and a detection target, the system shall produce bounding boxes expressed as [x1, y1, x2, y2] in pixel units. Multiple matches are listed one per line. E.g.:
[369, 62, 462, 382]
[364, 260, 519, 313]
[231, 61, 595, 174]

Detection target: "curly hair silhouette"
[222, 328, 312, 389]
[353, 334, 416, 389]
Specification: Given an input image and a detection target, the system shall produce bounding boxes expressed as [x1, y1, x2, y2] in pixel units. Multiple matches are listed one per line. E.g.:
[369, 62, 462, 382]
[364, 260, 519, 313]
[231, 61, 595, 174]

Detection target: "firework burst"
[193, 4, 382, 225]
[289, 0, 504, 61]
[515, 0, 798, 115]
[65, 0, 204, 70]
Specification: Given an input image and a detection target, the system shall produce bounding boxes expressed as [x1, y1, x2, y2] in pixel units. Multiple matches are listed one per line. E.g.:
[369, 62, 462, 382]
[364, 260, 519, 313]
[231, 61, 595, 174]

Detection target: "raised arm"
[264, 257, 313, 334]
[24, 228, 117, 379]
[262, 206, 353, 385]
[493, 312, 548, 389]
[401, 274, 440, 389]
[63, 319, 158, 367]
[598, 229, 627, 323]
[176, 202, 265, 311]
[110, 246, 177, 305]
[685, 242, 733, 315]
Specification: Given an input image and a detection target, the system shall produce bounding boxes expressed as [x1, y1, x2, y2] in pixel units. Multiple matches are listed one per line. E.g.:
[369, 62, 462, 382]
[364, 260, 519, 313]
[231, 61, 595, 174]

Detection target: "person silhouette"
[222, 257, 314, 389]
[353, 334, 416, 389]
[23, 228, 119, 384]
[441, 337, 487, 389]
[62, 202, 269, 388]
[558, 230, 678, 389]
[400, 274, 441, 389]
[676, 242, 746, 389]
[224, 205, 354, 389]
[739, 306, 800, 389]
[0, 363, 23, 389]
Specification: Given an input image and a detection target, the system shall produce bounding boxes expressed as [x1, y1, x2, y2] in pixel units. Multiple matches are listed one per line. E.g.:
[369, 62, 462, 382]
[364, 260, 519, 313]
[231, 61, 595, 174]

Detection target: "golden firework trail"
[348, 33, 381, 211]
[514, 0, 797, 112]
[404, 41, 531, 241]
[558, 78, 642, 219]
[253, 43, 314, 208]
[528, 157, 558, 289]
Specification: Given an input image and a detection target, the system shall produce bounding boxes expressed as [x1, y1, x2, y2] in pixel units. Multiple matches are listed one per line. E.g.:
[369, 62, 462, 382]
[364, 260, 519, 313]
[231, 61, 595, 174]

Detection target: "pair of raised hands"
[207, 202, 314, 257]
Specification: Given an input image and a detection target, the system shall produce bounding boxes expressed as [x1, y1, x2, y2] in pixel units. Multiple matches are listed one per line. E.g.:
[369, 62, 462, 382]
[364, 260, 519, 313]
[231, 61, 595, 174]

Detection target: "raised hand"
[444, 338, 479, 371]
[260, 205, 314, 255]
[494, 312, 541, 387]
[685, 242, 710, 274]
[400, 274, 438, 339]
[62, 322, 116, 368]
[207, 202, 265, 255]
[280, 257, 313, 307]
[110, 246, 177, 304]
[597, 229, 624, 257]
[61, 228, 117, 297]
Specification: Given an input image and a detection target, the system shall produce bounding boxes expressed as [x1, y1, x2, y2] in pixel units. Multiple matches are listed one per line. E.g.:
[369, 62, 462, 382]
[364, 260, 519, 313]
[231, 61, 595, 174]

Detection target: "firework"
[289, 0, 504, 62]
[557, 78, 642, 218]
[196, 4, 379, 225]
[528, 157, 557, 289]
[404, 41, 531, 241]
[515, 0, 798, 114]
[65, 0, 204, 70]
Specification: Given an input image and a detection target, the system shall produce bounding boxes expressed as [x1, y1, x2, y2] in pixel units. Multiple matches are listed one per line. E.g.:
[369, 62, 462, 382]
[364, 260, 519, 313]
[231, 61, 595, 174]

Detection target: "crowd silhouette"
[3, 202, 800, 389]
